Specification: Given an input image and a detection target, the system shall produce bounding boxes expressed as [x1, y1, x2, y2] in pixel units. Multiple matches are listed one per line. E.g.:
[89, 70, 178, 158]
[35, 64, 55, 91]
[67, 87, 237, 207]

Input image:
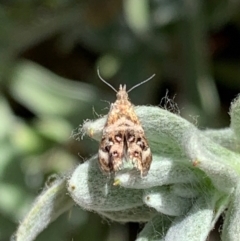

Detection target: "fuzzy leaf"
[230, 94, 240, 140]
[67, 156, 144, 211]
[114, 156, 201, 189]
[98, 205, 156, 223]
[12, 176, 74, 241]
[14, 97, 240, 240]
[143, 187, 192, 216]
[164, 194, 217, 241]
[83, 106, 240, 192]
[222, 182, 240, 241]
[170, 183, 200, 199]
[136, 214, 174, 241]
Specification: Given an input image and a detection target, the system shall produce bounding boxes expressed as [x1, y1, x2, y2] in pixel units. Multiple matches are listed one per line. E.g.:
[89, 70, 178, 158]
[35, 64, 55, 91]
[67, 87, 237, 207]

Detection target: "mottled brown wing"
[98, 130, 125, 175]
[125, 129, 152, 176]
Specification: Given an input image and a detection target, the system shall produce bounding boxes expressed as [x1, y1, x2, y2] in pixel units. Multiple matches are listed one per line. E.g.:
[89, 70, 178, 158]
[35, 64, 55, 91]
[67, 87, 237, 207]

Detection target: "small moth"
[97, 70, 155, 177]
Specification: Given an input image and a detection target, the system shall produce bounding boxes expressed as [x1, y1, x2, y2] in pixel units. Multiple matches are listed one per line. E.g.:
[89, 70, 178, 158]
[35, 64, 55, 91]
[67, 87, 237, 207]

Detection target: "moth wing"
[126, 131, 152, 176]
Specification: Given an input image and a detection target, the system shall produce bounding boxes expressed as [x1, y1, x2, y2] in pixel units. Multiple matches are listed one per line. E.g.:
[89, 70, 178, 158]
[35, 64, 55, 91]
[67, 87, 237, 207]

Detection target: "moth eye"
[128, 134, 135, 142]
[115, 134, 122, 142]
[112, 151, 119, 157]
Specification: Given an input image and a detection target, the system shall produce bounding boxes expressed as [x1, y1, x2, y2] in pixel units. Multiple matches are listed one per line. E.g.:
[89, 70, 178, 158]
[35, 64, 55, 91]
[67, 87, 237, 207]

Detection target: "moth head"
[116, 85, 128, 100]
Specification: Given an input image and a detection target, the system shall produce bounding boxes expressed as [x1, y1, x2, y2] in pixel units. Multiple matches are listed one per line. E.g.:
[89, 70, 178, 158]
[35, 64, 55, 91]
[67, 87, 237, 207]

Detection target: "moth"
[97, 70, 155, 177]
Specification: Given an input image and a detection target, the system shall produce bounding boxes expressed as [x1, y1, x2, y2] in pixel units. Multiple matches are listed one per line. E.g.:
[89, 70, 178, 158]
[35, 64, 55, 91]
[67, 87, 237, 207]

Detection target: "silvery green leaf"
[212, 194, 230, 226]
[114, 156, 201, 189]
[140, 106, 240, 193]
[230, 94, 240, 140]
[222, 182, 240, 241]
[136, 214, 173, 241]
[170, 183, 200, 199]
[143, 187, 192, 216]
[203, 128, 240, 152]
[13, 93, 240, 240]
[164, 194, 218, 241]
[98, 205, 156, 223]
[182, 129, 240, 193]
[12, 176, 74, 241]
[68, 156, 144, 211]
[83, 106, 240, 193]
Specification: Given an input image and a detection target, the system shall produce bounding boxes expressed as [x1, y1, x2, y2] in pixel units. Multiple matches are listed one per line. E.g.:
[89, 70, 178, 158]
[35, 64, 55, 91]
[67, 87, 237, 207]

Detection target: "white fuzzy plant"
[12, 95, 240, 241]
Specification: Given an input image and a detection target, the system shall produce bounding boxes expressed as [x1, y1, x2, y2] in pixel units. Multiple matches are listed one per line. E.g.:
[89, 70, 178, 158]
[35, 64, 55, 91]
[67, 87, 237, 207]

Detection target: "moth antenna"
[97, 68, 117, 93]
[127, 74, 156, 93]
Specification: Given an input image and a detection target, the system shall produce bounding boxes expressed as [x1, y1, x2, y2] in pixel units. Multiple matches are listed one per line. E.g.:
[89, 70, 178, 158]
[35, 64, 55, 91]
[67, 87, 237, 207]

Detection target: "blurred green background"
[1, 0, 240, 240]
